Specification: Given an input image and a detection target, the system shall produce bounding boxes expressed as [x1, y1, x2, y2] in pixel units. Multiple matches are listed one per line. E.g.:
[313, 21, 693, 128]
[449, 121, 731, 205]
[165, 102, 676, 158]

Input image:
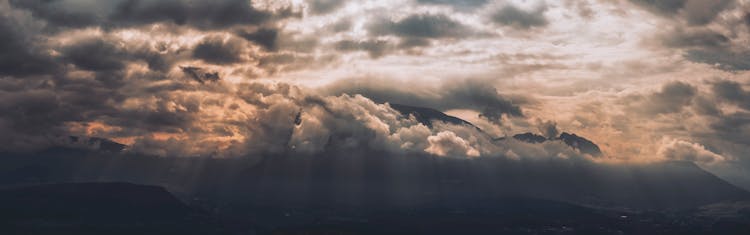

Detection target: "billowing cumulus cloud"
[425, 131, 480, 157]
[658, 138, 726, 164]
[536, 119, 559, 139]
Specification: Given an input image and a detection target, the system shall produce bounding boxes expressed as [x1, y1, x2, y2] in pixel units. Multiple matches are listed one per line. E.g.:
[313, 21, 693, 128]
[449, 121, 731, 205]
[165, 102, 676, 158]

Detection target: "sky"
[2, 0, 750, 187]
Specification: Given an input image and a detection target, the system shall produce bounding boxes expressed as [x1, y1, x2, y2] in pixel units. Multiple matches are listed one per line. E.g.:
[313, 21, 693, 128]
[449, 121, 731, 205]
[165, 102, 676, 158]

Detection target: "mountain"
[504, 132, 603, 156]
[389, 103, 602, 156]
[389, 103, 475, 127]
[511, 132, 548, 143]
[558, 132, 602, 156]
[0, 182, 220, 234]
[2, 151, 747, 211]
[68, 136, 127, 152]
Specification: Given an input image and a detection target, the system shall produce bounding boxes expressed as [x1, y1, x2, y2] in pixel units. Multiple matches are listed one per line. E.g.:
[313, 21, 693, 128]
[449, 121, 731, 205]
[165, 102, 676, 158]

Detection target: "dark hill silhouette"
[0, 182, 220, 235]
[67, 136, 127, 152]
[1, 152, 747, 211]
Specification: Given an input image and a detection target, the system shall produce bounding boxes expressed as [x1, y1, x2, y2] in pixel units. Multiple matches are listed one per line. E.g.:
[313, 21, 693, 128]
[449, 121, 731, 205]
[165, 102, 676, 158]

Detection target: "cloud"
[0, 9, 58, 76]
[62, 38, 127, 72]
[490, 4, 548, 29]
[625, 81, 697, 115]
[536, 119, 559, 139]
[628, 0, 686, 15]
[662, 29, 730, 49]
[238, 28, 279, 51]
[368, 14, 474, 39]
[628, 0, 733, 25]
[334, 39, 391, 58]
[658, 138, 726, 164]
[8, 0, 100, 28]
[323, 78, 524, 125]
[416, 0, 488, 10]
[425, 131, 480, 157]
[192, 36, 245, 64]
[685, 49, 750, 71]
[110, 0, 270, 29]
[712, 80, 750, 109]
[306, 0, 346, 15]
[9, 0, 277, 30]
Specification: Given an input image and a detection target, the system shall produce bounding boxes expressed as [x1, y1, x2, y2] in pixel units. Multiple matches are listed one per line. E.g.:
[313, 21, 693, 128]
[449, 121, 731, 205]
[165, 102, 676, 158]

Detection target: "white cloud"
[658, 138, 727, 164]
[425, 131, 481, 157]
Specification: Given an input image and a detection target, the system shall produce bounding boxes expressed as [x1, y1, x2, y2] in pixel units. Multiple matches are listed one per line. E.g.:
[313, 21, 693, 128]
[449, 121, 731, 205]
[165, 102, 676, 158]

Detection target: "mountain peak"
[389, 103, 475, 128]
[387, 103, 602, 156]
[502, 132, 603, 156]
[558, 132, 602, 156]
[68, 136, 126, 152]
[511, 132, 548, 143]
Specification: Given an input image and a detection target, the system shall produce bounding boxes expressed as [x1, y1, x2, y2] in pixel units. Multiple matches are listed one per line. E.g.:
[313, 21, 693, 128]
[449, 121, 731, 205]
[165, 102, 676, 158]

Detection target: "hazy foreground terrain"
[2, 106, 749, 234]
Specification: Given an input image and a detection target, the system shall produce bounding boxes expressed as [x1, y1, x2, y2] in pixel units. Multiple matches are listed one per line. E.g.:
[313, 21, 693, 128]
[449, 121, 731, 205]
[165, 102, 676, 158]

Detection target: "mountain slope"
[389, 103, 475, 127]
[0, 182, 218, 234]
[390, 103, 602, 156]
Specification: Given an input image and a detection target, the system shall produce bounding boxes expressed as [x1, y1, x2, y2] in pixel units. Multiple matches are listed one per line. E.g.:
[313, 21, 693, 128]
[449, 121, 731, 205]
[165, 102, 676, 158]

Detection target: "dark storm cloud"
[662, 29, 729, 49]
[9, 0, 275, 30]
[324, 78, 524, 124]
[62, 38, 127, 72]
[238, 28, 279, 51]
[0, 76, 127, 151]
[628, 0, 733, 25]
[642, 1, 746, 71]
[644, 81, 697, 114]
[306, 0, 346, 15]
[658, 28, 750, 71]
[60, 36, 175, 74]
[416, 0, 489, 10]
[624, 81, 697, 115]
[0, 12, 58, 76]
[334, 39, 391, 58]
[192, 36, 245, 65]
[629, 0, 685, 15]
[685, 49, 750, 71]
[712, 80, 750, 110]
[368, 14, 474, 39]
[8, 0, 99, 28]
[491, 4, 548, 29]
[398, 38, 432, 49]
[694, 103, 750, 157]
[111, 0, 271, 29]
